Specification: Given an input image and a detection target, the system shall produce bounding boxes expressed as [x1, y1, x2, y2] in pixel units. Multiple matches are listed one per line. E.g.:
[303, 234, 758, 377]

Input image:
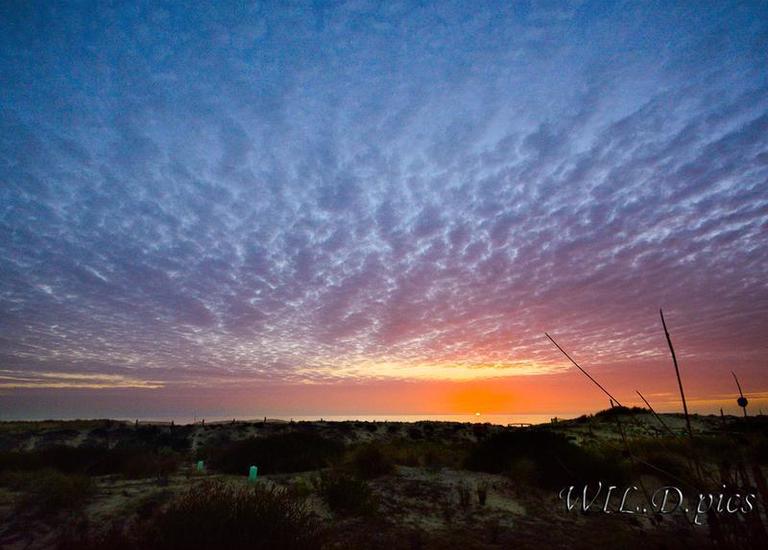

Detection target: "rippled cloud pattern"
[1, 2, 767, 397]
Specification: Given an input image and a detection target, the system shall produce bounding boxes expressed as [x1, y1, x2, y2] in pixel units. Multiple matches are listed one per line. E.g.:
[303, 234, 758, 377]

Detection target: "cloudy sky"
[1, 1, 767, 419]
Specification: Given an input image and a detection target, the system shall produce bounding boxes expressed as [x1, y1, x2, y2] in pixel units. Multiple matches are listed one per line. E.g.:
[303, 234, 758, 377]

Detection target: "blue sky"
[1, 1, 767, 417]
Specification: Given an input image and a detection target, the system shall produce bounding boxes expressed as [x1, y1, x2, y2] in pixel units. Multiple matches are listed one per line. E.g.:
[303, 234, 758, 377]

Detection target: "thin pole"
[636, 390, 676, 438]
[545, 332, 623, 407]
[659, 309, 693, 439]
[732, 371, 748, 418]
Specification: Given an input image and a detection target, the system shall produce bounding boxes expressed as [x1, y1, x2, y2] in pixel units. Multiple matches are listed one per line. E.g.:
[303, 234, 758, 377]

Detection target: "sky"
[1, 1, 767, 420]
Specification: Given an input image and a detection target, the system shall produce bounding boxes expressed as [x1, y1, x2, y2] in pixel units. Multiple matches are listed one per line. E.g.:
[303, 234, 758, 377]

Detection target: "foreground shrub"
[476, 481, 489, 506]
[319, 471, 378, 516]
[0, 446, 97, 473]
[2, 469, 94, 514]
[366, 438, 465, 470]
[349, 444, 395, 479]
[465, 429, 629, 489]
[147, 480, 322, 549]
[61, 480, 322, 550]
[456, 482, 472, 510]
[206, 432, 343, 475]
[0, 446, 182, 479]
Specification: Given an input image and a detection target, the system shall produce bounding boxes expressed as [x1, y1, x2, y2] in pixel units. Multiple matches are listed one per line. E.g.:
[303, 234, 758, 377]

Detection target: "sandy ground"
[0, 413, 761, 549]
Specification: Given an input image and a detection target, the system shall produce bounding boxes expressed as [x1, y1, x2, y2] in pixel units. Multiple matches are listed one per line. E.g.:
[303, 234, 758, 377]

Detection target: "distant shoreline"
[0, 414, 574, 426]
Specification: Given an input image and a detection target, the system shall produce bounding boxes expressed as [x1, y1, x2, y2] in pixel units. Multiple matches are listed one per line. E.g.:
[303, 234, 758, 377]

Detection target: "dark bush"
[370, 438, 464, 470]
[472, 424, 490, 439]
[319, 471, 377, 516]
[350, 444, 395, 479]
[0, 446, 182, 479]
[336, 422, 354, 433]
[0, 445, 100, 473]
[464, 429, 629, 489]
[145, 480, 323, 549]
[64, 480, 323, 550]
[206, 432, 343, 475]
[477, 481, 488, 506]
[594, 406, 648, 418]
[3, 469, 93, 514]
[456, 482, 472, 510]
[117, 450, 181, 480]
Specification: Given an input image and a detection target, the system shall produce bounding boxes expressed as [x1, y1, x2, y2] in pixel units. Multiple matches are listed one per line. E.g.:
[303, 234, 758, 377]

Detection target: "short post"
[248, 465, 258, 482]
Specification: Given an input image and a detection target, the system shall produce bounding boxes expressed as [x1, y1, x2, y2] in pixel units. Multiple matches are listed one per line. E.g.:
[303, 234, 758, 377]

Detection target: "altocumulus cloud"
[0, 1, 767, 392]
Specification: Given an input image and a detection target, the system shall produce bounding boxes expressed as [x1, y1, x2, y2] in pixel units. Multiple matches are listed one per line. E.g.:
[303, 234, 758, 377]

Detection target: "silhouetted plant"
[465, 429, 630, 489]
[350, 444, 395, 479]
[206, 432, 343, 475]
[594, 406, 648, 418]
[0, 446, 182, 480]
[386, 424, 401, 434]
[145, 480, 322, 549]
[6, 469, 93, 514]
[476, 481, 488, 506]
[407, 427, 423, 440]
[319, 470, 377, 516]
[456, 481, 472, 510]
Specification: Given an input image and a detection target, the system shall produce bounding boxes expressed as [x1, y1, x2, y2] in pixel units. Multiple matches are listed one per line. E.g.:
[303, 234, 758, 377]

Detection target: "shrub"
[145, 480, 322, 549]
[476, 481, 488, 506]
[368, 438, 464, 470]
[0, 446, 182, 479]
[464, 429, 629, 489]
[6, 469, 94, 514]
[456, 482, 472, 510]
[288, 475, 315, 499]
[504, 457, 538, 485]
[350, 444, 395, 479]
[472, 424, 489, 440]
[594, 406, 648, 418]
[206, 432, 343, 475]
[407, 427, 423, 440]
[0, 446, 96, 473]
[319, 471, 377, 516]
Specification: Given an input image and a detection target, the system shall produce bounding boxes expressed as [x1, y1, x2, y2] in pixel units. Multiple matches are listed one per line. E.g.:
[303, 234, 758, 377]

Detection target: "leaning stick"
[732, 371, 748, 418]
[659, 309, 693, 439]
[545, 332, 623, 407]
[636, 390, 677, 438]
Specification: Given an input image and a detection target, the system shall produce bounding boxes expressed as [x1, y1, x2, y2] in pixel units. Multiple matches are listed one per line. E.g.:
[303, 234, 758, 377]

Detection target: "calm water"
[126, 413, 572, 426]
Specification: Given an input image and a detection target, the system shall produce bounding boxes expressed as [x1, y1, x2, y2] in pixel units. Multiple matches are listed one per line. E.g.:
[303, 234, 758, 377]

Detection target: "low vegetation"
[145, 480, 323, 549]
[0, 446, 183, 480]
[318, 470, 378, 517]
[465, 428, 631, 488]
[60, 480, 323, 550]
[204, 431, 343, 475]
[2, 414, 767, 548]
[1, 468, 93, 515]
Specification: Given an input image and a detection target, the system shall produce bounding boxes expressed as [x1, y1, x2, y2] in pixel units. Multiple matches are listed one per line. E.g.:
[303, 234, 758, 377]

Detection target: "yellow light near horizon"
[315, 358, 564, 381]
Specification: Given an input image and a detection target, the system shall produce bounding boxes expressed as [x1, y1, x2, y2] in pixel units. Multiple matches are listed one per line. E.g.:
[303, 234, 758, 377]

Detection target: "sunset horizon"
[2, 3, 768, 548]
[2, 2, 766, 422]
